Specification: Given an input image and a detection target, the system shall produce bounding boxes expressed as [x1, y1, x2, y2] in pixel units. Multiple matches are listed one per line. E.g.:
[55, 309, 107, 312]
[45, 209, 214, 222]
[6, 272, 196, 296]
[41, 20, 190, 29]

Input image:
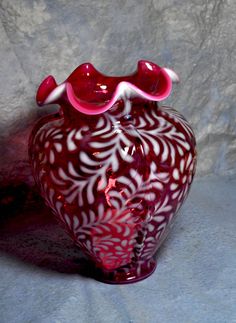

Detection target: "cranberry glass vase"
[29, 61, 197, 283]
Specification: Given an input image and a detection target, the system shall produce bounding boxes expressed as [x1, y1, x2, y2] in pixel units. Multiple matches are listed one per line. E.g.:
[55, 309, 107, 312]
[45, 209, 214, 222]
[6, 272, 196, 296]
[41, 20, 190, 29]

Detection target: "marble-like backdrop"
[0, 0, 235, 184]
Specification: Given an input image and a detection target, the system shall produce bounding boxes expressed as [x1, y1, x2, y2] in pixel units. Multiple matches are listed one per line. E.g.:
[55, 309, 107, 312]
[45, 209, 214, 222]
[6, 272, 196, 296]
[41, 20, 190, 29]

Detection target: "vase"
[29, 60, 197, 284]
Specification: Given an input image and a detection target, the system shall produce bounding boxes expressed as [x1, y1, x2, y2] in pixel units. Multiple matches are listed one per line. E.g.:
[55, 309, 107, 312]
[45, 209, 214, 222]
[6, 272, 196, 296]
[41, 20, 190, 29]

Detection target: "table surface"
[0, 175, 236, 323]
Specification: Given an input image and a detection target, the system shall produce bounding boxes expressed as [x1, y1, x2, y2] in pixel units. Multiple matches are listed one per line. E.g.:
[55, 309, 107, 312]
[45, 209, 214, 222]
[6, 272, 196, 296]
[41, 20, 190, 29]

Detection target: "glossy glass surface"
[29, 61, 196, 283]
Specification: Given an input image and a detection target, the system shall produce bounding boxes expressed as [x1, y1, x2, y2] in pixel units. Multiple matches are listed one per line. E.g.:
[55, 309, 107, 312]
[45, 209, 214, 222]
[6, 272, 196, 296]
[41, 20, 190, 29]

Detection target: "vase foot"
[94, 259, 157, 284]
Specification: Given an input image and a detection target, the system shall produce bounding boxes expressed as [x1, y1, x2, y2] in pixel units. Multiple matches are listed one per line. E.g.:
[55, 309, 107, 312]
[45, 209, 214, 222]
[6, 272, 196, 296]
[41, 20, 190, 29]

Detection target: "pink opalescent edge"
[36, 60, 178, 115]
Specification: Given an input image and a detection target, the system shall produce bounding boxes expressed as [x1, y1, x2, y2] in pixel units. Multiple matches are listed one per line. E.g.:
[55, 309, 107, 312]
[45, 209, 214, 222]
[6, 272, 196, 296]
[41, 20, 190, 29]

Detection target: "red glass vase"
[29, 61, 196, 283]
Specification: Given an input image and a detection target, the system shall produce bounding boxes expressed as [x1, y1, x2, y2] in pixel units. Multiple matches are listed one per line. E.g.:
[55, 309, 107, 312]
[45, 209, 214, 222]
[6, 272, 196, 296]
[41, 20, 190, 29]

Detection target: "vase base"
[94, 259, 157, 284]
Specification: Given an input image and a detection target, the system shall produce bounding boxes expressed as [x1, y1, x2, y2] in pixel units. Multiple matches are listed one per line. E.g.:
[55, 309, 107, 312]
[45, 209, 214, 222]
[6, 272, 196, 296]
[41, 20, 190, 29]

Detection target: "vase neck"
[60, 99, 157, 128]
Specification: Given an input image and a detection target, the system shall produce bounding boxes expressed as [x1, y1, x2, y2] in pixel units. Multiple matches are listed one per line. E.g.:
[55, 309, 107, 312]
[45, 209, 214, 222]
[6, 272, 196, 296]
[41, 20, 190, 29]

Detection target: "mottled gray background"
[0, 2, 236, 322]
[0, 0, 236, 183]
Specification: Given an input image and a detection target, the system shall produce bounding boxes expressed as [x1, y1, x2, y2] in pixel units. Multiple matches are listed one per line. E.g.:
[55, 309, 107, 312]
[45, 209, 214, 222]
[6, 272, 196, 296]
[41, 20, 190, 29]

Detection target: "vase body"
[29, 61, 196, 283]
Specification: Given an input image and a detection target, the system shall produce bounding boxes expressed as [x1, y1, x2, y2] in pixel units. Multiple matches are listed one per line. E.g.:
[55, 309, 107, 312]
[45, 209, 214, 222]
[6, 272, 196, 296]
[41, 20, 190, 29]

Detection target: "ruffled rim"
[36, 60, 178, 115]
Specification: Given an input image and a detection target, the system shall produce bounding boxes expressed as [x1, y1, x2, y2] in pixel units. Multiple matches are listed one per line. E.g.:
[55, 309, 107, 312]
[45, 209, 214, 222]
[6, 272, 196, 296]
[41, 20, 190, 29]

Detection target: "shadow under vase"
[0, 182, 177, 283]
[0, 182, 95, 277]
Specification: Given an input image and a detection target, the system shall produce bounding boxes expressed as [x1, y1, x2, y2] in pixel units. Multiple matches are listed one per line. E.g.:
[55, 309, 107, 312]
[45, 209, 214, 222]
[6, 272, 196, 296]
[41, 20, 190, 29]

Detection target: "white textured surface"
[0, 175, 235, 323]
[0, 2, 235, 320]
[0, 0, 236, 180]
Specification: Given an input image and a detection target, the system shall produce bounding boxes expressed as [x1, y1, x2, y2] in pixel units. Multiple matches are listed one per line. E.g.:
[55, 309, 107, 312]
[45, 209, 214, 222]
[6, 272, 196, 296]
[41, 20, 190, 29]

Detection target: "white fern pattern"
[134, 106, 192, 165]
[30, 103, 196, 274]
